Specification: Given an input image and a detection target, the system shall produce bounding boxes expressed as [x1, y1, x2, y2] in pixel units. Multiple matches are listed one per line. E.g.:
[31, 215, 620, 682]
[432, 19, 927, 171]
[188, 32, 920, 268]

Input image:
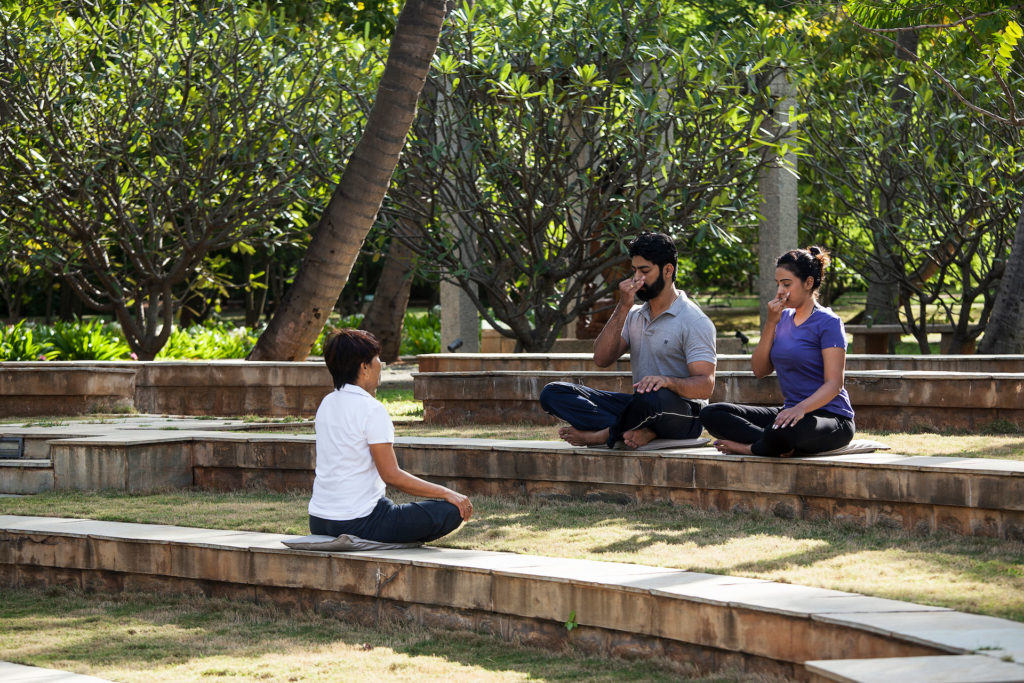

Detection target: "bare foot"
[558, 426, 609, 447]
[713, 439, 753, 455]
[622, 427, 656, 449]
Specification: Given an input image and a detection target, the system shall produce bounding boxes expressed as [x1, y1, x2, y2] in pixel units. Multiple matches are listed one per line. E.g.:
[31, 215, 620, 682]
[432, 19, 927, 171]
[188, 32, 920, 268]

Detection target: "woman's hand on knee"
[772, 407, 805, 429]
[444, 490, 473, 520]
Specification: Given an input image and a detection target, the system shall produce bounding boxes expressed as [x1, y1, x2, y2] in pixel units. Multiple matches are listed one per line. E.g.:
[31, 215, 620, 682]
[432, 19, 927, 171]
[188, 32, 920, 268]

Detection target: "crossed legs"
[699, 402, 854, 457]
[539, 382, 702, 448]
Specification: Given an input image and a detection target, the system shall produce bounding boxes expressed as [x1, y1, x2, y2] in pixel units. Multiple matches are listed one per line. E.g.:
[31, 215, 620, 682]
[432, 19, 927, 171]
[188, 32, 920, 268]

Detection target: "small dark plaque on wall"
[0, 437, 24, 459]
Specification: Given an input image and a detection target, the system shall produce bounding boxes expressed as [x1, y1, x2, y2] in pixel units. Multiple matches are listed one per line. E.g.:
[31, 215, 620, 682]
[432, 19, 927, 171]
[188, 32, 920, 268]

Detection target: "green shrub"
[0, 321, 57, 360]
[157, 324, 258, 360]
[47, 319, 131, 360]
[400, 306, 440, 356]
[310, 314, 364, 356]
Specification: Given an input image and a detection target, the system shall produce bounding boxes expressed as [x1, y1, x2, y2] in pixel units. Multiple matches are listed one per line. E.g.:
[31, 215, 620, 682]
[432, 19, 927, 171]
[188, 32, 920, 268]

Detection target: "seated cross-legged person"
[308, 328, 472, 543]
[700, 247, 855, 457]
[539, 232, 717, 449]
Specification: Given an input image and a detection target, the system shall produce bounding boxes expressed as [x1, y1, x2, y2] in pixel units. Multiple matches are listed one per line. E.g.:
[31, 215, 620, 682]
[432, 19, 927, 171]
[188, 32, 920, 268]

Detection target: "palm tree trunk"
[979, 205, 1024, 353]
[359, 236, 416, 362]
[248, 0, 448, 360]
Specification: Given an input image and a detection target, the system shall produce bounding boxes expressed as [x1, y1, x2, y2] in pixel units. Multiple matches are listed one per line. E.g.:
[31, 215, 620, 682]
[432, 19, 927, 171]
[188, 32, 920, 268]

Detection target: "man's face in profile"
[631, 256, 668, 301]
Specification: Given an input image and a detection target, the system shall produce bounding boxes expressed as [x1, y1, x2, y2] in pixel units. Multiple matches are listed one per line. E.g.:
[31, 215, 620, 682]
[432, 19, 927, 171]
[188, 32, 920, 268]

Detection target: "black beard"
[635, 270, 666, 301]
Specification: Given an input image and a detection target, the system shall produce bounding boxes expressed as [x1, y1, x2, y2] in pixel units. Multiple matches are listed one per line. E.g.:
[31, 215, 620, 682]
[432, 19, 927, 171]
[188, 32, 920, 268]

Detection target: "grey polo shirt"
[620, 291, 717, 389]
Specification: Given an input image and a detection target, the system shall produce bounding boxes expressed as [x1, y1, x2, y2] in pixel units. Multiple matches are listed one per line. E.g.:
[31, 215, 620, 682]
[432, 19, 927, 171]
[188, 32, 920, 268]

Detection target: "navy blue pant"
[539, 381, 703, 447]
[309, 496, 462, 543]
[699, 402, 854, 457]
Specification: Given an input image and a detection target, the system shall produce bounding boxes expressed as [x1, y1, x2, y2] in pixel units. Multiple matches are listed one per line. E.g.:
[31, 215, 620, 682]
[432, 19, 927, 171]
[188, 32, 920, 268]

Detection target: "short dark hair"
[323, 328, 381, 389]
[776, 246, 831, 292]
[627, 232, 677, 275]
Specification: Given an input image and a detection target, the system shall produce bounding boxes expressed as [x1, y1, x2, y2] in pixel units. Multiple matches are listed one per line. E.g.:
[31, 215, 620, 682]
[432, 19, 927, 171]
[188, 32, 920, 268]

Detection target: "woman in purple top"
[699, 247, 855, 457]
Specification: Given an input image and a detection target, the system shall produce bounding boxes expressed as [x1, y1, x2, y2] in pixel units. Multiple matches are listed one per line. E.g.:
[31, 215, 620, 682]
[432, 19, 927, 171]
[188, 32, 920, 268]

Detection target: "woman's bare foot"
[622, 427, 656, 449]
[713, 439, 753, 455]
[558, 426, 609, 447]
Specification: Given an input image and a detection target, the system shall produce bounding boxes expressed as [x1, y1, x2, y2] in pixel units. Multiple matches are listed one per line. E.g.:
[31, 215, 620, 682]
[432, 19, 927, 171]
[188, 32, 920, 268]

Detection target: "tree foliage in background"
[838, 1, 1024, 352]
[798, 13, 1024, 353]
[0, 1, 373, 358]
[247, 0, 450, 361]
[385, 0, 798, 351]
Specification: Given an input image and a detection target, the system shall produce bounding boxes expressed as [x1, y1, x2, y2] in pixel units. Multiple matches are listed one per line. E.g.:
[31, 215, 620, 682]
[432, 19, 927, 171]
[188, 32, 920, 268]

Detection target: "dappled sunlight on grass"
[0, 587, 719, 682]
[859, 430, 1024, 460]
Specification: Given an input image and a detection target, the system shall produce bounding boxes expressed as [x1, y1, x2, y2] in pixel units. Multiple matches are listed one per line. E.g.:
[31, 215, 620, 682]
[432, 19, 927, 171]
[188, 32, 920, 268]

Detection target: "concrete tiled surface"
[805, 655, 1024, 682]
[0, 661, 113, 682]
[816, 611, 1024, 663]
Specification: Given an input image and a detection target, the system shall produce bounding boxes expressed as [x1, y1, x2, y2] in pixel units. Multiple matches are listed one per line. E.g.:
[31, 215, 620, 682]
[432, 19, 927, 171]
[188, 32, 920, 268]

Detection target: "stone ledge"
[4, 425, 1024, 538]
[419, 353, 1024, 374]
[0, 361, 332, 418]
[805, 655, 1024, 683]
[0, 367, 136, 417]
[413, 370, 1024, 430]
[8, 515, 1023, 680]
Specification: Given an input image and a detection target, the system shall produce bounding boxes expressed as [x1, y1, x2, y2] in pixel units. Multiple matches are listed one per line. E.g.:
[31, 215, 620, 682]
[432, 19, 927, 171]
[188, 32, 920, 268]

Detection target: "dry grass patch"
[0, 586, 733, 682]
[863, 430, 1024, 461]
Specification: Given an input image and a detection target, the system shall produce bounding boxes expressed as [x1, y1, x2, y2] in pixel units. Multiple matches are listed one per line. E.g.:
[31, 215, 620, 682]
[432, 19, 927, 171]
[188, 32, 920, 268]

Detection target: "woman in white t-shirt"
[308, 329, 472, 542]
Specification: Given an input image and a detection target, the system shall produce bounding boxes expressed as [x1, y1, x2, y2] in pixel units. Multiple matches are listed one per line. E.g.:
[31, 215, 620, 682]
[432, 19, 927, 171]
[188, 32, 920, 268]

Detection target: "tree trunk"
[247, 0, 448, 361]
[359, 237, 415, 362]
[979, 205, 1024, 353]
[863, 30, 918, 353]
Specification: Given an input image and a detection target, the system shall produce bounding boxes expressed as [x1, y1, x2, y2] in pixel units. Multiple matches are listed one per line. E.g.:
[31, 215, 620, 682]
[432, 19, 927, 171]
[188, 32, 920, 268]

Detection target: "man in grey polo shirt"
[539, 232, 717, 448]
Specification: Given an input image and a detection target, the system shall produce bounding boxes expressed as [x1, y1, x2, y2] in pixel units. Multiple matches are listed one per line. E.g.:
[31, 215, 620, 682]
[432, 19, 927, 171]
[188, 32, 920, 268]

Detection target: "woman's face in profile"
[774, 266, 814, 309]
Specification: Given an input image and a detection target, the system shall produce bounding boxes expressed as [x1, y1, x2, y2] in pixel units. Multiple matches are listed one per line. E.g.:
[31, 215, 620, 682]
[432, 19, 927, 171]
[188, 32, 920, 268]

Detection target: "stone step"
[3, 515, 1023, 680]
[412, 369, 1024, 431]
[419, 353, 1024, 374]
[0, 460, 52, 495]
[805, 655, 1024, 683]
[4, 420, 1022, 539]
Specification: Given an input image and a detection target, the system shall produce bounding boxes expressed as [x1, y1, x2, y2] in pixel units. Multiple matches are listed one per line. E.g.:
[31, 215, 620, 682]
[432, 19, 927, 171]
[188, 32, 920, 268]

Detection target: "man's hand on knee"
[633, 375, 669, 393]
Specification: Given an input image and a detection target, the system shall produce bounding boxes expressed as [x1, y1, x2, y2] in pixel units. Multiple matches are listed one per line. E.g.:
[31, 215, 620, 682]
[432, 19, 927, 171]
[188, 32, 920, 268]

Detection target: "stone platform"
[413, 369, 1024, 431]
[5, 356, 1023, 421]
[419, 353, 1024, 374]
[2, 419, 1023, 540]
[2, 515, 1023, 682]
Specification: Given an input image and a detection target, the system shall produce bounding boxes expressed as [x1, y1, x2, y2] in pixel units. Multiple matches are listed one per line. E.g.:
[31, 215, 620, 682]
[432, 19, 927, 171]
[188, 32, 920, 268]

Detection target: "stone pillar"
[758, 68, 799, 326]
[440, 280, 479, 353]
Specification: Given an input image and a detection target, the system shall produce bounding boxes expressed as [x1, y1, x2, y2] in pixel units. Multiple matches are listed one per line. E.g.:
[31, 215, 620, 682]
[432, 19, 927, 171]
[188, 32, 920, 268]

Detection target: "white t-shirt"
[308, 384, 394, 520]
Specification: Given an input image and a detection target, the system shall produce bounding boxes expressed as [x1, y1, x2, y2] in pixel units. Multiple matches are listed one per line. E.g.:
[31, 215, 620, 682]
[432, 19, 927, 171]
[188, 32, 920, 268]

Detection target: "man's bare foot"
[558, 426, 609, 447]
[622, 427, 656, 449]
[712, 439, 753, 455]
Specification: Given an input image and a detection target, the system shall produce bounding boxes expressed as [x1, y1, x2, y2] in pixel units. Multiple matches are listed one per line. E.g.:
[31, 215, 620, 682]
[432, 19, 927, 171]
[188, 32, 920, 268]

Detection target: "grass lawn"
[0, 585, 725, 683]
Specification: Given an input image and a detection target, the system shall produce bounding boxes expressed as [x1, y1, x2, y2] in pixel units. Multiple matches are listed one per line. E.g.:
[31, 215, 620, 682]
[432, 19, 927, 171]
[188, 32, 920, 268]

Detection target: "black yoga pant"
[309, 496, 462, 543]
[539, 381, 703, 447]
[699, 402, 854, 457]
